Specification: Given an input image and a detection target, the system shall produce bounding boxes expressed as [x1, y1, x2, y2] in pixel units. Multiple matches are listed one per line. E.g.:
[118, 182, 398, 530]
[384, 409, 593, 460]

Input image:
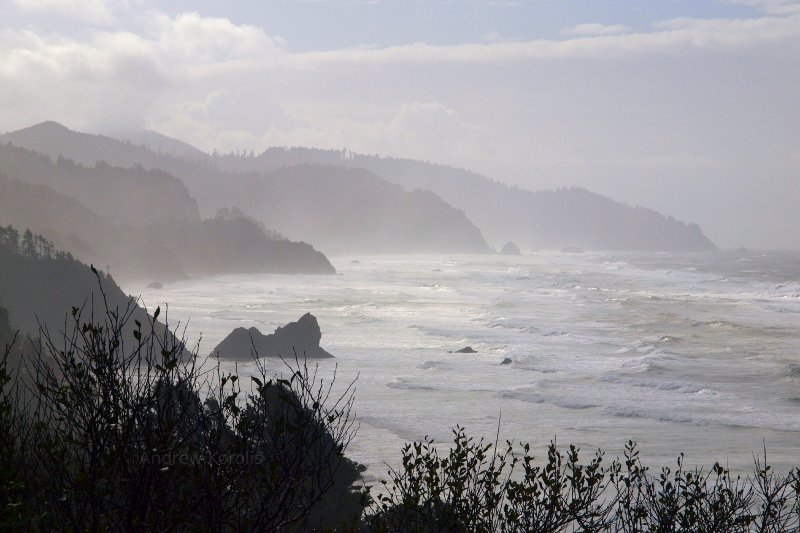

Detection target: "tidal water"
[128, 251, 800, 482]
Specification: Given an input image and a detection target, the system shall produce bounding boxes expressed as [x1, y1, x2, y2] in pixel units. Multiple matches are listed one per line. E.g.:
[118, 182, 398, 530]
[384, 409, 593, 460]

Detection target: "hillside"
[0, 141, 199, 227]
[0, 175, 334, 281]
[2, 122, 716, 252]
[0, 121, 209, 176]
[154, 215, 335, 276]
[226, 165, 491, 254]
[208, 147, 714, 251]
[0, 226, 173, 345]
[2, 123, 492, 254]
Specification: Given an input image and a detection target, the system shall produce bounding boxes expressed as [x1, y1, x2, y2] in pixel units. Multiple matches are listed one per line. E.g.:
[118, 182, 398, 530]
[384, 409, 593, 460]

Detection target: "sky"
[1, 0, 799, 249]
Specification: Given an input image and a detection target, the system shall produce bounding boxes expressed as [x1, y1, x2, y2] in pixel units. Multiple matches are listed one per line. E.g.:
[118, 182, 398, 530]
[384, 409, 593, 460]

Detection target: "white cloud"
[12, 0, 116, 24]
[722, 0, 800, 15]
[0, 6, 799, 247]
[282, 13, 800, 67]
[560, 23, 630, 37]
[151, 12, 283, 65]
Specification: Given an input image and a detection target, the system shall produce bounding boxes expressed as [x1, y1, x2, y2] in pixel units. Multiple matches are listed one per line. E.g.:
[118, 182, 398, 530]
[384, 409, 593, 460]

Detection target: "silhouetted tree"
[0, 274, 362, 531]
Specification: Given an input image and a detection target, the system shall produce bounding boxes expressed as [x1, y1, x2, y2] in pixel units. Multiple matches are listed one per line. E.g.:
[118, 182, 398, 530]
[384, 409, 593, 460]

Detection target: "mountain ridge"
[2, 122, 493, 255]
[108, 127, 716, 252]
[2, 122, 716, 252]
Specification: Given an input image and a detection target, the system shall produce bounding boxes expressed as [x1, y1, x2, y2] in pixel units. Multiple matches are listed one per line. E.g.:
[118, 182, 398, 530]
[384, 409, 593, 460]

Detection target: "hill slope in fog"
[2, 122, 493, 255]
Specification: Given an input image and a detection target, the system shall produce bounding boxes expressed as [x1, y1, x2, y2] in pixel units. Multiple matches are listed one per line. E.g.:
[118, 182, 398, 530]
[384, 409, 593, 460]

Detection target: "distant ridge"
[211, 147, 718, 252]
[2, 122, 717, 252]
[0, 139, 336, 281]
[108, 129, 209, 161]
[3, 122, 492, 255]
[228, 164, 492, 254]
[108, 130, 716, 252]
[0, 141, 200, 227]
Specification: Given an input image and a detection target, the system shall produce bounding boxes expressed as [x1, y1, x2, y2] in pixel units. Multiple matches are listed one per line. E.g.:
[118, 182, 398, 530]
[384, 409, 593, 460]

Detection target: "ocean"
[127, 251, 800, 483]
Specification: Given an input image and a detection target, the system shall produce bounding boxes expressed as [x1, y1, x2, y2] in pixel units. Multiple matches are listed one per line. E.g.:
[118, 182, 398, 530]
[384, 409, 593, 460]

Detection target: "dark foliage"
[365, 428, 800, 533]
[0, 275, 363, 531]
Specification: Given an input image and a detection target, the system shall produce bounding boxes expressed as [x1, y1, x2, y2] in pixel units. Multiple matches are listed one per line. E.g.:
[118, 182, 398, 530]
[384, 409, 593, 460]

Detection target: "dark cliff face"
[212, 313, 334, 360]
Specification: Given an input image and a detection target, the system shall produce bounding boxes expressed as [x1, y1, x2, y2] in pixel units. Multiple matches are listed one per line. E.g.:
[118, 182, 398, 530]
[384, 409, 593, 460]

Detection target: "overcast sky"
[1, 0, 799, 249]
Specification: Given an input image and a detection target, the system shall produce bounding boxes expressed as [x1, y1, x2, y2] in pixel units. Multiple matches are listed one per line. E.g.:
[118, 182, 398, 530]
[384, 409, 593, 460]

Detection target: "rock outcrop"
[212, 313, 333, 360]
[451, 346, 477, 354]
[500, 242, 522, 255]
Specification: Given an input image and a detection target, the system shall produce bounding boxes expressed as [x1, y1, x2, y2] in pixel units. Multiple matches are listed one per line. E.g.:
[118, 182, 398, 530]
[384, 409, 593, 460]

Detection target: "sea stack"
[212, 313, 334, 360]
[500, 242, 522, 256]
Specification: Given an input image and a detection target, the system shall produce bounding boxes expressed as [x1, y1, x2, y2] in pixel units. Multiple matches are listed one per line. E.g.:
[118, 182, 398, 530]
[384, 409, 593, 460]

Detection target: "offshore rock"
[500, 241, 522, 255]
[212, 313, 333, 360]
[451, 346, 477, 354]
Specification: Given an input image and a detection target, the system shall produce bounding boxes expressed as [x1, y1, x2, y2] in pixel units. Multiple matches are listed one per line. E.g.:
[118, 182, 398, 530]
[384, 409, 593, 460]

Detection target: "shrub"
[0, 277, 363, 531]
[365, 430, 800, 533]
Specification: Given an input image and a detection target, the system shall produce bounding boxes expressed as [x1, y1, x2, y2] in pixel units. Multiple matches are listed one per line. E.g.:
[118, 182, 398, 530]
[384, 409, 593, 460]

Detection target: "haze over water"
[129, 250, 800, 481]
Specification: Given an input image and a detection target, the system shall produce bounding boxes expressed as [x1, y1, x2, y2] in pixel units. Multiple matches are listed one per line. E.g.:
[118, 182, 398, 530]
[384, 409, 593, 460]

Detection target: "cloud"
[722, 0, 800, 15]
[11, 0, 116, 24]
[560, 23, 630, 37]
[0, 10, 288, 131]
[151, 12, 284, 65]
[284, 13, 800, 67]
[0, 26, 168, 129]
[0, 6, 798, 247]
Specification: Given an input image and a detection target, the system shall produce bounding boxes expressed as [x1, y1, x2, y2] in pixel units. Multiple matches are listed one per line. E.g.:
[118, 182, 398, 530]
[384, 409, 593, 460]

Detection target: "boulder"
[212, 313, 333, 360]
[451, 346, 477, 354]
[500, 358, 512, 365]
[500, 242, 522, 256]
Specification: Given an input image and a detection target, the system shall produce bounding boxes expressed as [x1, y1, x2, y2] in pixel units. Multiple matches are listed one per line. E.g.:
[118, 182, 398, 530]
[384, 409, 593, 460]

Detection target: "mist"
[1, 1, 800, 530]
[2, 0, 799, 249]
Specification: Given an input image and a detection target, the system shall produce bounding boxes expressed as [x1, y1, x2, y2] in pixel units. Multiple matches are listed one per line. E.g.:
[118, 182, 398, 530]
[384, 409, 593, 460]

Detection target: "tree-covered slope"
[230, 164, 492, 254]
[215, 146, 717, 252]
[2, 123, 492, 254]
[0, 177, 334, 281]
[0, 141, 199, 226]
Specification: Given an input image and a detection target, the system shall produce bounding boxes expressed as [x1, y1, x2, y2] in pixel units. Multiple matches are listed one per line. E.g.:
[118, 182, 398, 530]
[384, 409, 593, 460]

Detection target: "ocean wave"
[386, 378, 440, 391]
[498, 389, 597, 410]
[783, 364, 800, 381]
[603, 406, 700, 425]
[619, 351, 677, 372]
[600, 374, 715, 395]
[604, 405, 800, 432]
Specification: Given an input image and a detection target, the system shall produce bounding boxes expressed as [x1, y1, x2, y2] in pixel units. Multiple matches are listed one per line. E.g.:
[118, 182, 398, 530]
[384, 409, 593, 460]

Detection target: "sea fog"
[128, 251, 800, 482]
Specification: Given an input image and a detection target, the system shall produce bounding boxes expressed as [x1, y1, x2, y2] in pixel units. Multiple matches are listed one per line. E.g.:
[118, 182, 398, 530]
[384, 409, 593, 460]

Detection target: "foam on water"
[127, 251, 800, 478]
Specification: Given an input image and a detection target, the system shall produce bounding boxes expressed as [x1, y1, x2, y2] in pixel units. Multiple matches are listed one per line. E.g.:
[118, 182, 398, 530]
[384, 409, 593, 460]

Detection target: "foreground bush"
[364, 428, 800, 532]
[0, 278, 363, 531]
